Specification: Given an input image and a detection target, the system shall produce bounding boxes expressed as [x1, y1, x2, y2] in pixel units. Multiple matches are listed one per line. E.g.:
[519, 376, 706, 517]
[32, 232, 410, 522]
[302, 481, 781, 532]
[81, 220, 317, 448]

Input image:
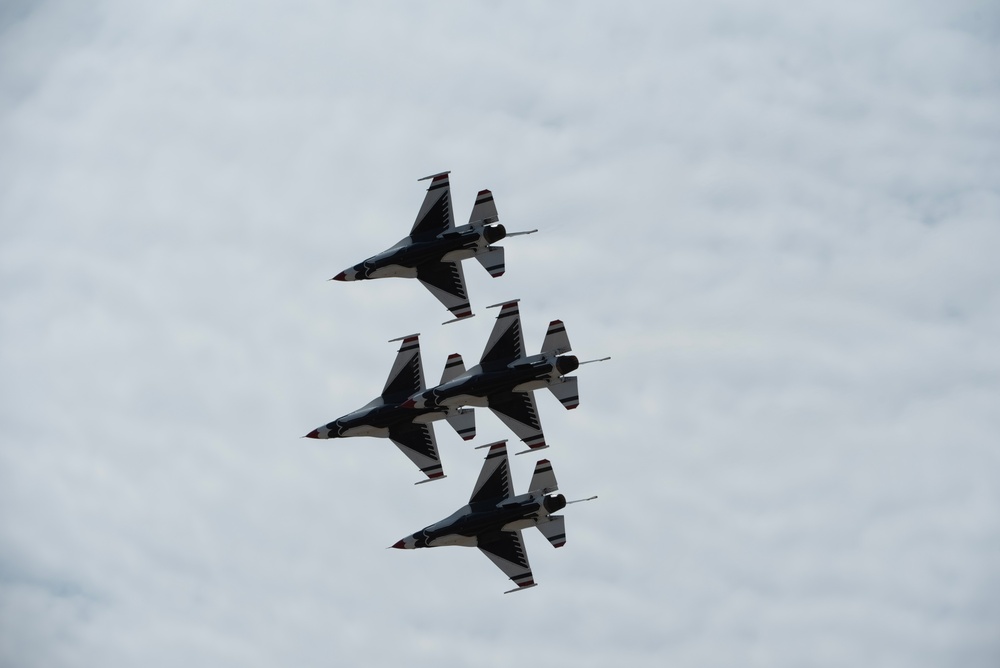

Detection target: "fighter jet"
[304, 334, 476, 483]
[402, 300, 609, 454]
[391, 439, 596, 593]
[330, 171, 536, 323]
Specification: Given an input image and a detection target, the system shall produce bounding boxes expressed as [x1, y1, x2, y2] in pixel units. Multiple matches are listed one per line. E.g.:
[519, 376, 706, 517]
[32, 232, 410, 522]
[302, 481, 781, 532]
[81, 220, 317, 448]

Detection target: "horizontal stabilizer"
[528, 458, 558, 494]
[468, 189, 499, 225]
[440, 353, 466, 384]
[476, 245, 505, 278]
[540, 319, 571, 355]
[547, 376, 579, 410]
[446, 408, 476, 441]
[537, 515, 566, 548]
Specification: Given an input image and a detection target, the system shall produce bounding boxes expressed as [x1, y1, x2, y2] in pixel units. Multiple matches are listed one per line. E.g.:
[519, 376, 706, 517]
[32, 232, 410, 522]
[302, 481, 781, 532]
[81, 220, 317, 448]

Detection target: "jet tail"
[540, 320, 571, 355]
[440, 353, 466, 384]
[446, 408, 476, 441]
[476, 245, 505, 277]
[536, 516, 566, 548]
[547, 376, 579, 410]
[529, 458, 558, 494]
[468, 189, 499, 225]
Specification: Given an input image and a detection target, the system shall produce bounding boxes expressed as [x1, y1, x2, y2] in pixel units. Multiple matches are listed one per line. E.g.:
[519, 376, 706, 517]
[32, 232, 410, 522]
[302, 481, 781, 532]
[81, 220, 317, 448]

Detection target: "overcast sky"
[2, 1, 999, 666]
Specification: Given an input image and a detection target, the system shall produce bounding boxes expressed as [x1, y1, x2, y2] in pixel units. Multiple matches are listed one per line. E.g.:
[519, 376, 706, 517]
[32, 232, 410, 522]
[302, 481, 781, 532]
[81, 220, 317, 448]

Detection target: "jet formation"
[309, 172, 608, 592]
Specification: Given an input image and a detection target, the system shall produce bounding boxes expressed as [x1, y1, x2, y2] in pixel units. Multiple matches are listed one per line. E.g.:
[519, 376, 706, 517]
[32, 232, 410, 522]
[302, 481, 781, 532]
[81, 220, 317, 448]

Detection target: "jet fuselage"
[394, 492, 567, 549]
[336, 224, 505, 281]
[409, 353, 580, 410]
[307, 402, 443, 439]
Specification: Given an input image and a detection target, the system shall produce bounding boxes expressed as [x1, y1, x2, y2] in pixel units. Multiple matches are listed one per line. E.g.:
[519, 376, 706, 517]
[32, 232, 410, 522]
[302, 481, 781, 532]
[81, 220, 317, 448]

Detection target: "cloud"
[2, 1, 999, 667]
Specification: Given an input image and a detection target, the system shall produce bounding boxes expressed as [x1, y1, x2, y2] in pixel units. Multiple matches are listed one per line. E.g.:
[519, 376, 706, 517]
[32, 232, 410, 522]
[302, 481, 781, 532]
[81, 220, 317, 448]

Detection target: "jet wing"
[416, 261, 473, 321]
[381, 334, 424, 402]
[480, 300, 524, 366]
[388, 423, 445, 482]
[469, 440, 513, 504]
[478, 530, 536, 593]
[487, 391, 546, 451]
[410, 172, 453, 237]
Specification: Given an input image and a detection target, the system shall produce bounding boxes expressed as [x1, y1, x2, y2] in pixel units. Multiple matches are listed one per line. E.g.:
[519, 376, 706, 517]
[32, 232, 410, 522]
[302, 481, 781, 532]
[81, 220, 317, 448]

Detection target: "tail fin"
[536, 516, 566, 548]
[547, 376, 579, 410]
[540, 320, 571, 355]
[440, 353, 466, 384]
[476, 245, 505, 277]
[468, 189, 499, 225]
[528, 458, 558, 494]
[446, 408, 476, 441]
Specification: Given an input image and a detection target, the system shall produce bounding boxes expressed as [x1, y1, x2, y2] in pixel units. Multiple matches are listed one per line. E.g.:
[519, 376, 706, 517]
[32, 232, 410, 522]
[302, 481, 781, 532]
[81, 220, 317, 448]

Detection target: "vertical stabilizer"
[445, 408, 476, 441]
[440, 353, 466, 384]
[537, 516, 566, 548]
[468, 189, 499, 225]
[540, 320, 571, 355]
[528, 458, 558, 494]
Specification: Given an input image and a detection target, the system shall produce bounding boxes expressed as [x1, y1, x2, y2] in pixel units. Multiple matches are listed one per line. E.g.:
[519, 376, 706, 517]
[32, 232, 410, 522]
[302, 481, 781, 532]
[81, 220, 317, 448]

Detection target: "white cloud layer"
[2, 1, 999, 666]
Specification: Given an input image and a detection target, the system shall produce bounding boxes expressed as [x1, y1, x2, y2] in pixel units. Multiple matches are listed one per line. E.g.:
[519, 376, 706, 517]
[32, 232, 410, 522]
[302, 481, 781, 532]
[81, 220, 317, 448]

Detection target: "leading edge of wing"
[410, 172, 453, 237]
[469, 440, 512, 504]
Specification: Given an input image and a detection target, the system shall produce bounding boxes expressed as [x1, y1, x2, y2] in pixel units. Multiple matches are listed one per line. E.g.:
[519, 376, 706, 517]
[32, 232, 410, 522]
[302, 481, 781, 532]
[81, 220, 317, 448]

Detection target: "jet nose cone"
[330, 270, 348, 281]
[390, 539, 407, 549]
[305, 429, 320, 439]
[400, 399, 417, 410]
